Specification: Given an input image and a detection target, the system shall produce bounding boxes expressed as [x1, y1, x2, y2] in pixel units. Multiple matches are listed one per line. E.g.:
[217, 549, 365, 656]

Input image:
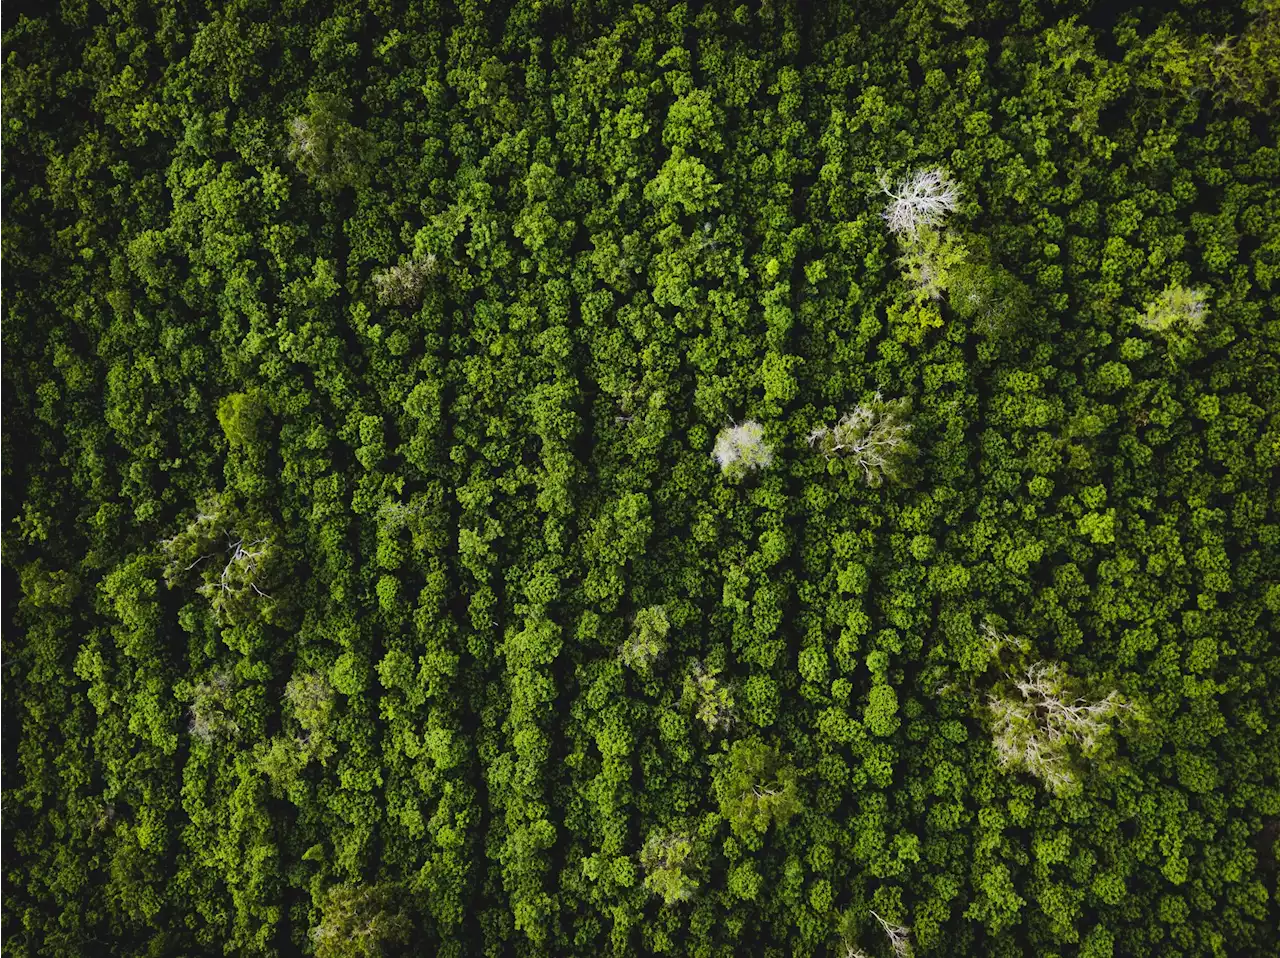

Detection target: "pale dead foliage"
[712, 420, 773, 477]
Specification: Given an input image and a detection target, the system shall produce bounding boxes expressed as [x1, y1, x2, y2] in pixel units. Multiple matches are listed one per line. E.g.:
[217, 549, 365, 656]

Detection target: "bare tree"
[372, 254, 438, 306]
[309, 883, 411, 958]
[878, 168, 960, 239]
[980, 621, 1031, 664]
[202, 535, 273, 600]
[188, 670, 240, 743]
[161, 494, 279, 622]
[870, 911, 914, 958]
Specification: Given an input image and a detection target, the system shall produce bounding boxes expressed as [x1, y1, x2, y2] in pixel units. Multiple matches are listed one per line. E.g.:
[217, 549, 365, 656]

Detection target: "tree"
[620, 605, 669, 675]
[645, 149, 722, 220]
[639, 830, 699, 905]
[806, 395, 915, 486]
[372, 255, 437, 306]
[682, 662, 735, 731]
[217, 390, 268, 447]
[160, 493, 282, 623]
[186, 670, 240, 743]
[864, 684, 900, 737]
[895, 226, 970, 302]
[987, 662, 1133, 795]
[376, 497, 428, 535]
[948, 253, 1030, 338]
[712, 420, 773, 479]
[310, 883, 412, 958]
[286, 670, 337, 765]
[287, 91, 377, 193]
[878, 168, 960, 238]
[714, 739, 800, 839]
[871, 911, 914, 958]
[1139, 283, 1209, 337]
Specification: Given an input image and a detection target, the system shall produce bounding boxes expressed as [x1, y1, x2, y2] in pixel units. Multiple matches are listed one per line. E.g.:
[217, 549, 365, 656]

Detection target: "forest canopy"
[2, 0, 1278, 956]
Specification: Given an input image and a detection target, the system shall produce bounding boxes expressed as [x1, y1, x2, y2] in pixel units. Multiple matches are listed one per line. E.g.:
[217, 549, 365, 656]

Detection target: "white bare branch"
[988, 661, 1131, 794]
[870, 910, 914, 958]
[808, 394, 914, 485]
[878, 167, 960, 238]
[372, 254, 438, 306]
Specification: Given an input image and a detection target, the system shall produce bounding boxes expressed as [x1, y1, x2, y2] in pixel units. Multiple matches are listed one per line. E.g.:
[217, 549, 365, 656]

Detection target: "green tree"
[286, 91, 377, 193]
[639, 830, 700, 905]
[1139, 283, 1208, 337]
[217, 390, 267, 447]
[621, 605, 669, 675]
[682, 662, 735, 731]
[714, 739, 800, 839]
[310, 883, 412, 958]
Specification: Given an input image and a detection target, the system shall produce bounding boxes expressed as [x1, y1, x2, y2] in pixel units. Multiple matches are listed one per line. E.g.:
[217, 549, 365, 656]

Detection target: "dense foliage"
[4, 0, 1279, 955]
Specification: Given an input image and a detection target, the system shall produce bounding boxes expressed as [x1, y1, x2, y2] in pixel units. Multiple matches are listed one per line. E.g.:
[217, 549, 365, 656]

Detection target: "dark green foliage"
[287, 91, 377, 194]
[217, 391, 268, 448]
[3, 1, 1278, 956]
[310, 882, 412, 958]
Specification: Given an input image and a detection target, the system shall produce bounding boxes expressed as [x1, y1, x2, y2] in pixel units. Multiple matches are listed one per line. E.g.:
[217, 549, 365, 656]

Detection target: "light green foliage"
[1149, 0, 1280, 110]
[216, 391, 267, 447]
[621, 604, 669, 675]
[258, 671, 337, 791]
[1139, 283, 1209, 337]
[639, 830, 700, 905]
[864, 684, 900, 737]
[683, 662, 735, 732]
[742, 674, 780, 727]
[714, 739, 800, 840]
[645, 149, 722, 219]
[257, 735, 308, 791]
[896, 226, 971, 302]
[286, 670, 336, 763]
